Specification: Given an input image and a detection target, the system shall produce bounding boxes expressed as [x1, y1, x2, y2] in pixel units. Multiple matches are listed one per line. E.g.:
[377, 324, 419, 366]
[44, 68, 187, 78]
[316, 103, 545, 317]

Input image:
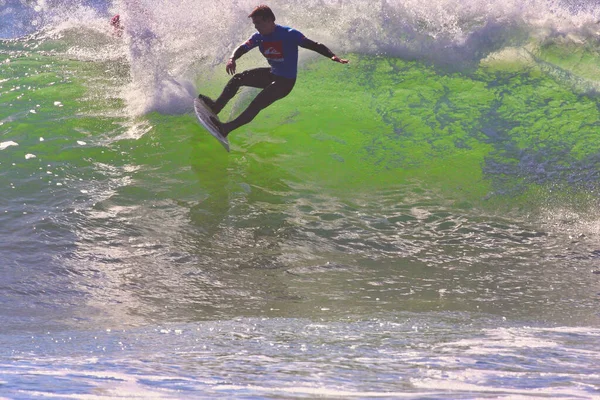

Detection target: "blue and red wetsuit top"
[241, 25, 307, 79]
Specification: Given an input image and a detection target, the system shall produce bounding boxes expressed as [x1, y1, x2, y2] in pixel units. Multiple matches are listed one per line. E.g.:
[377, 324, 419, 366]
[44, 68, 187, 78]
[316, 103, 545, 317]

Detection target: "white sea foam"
[0, 141, 18, 150]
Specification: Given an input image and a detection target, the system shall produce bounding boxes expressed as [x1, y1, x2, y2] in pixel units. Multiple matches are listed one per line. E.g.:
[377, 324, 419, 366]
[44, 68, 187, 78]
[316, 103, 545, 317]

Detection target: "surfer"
[110, 14, 123, 37]
[198, 5, 349, 137]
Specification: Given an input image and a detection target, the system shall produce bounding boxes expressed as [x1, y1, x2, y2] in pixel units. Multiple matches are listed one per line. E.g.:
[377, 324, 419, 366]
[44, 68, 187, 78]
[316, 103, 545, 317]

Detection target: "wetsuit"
[209, 25, 336, 134]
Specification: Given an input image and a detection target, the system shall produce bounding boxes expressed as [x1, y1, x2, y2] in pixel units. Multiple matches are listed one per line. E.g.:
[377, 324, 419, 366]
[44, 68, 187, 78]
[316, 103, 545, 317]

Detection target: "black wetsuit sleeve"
[230, 45, 250, 60]
[300, 38, 336, 58]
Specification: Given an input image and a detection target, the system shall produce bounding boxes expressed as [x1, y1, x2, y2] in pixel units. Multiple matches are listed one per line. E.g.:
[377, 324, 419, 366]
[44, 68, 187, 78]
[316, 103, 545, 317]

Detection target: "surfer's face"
[252, 16, 275, 35]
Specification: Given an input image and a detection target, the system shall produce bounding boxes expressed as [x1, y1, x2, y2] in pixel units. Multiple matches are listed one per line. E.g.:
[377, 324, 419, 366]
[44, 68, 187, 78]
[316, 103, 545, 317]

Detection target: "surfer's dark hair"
[248, 5, 276, 21]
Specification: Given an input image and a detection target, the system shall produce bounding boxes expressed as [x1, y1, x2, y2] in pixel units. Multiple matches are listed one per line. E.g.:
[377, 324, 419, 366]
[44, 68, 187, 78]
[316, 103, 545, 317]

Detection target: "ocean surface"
[2, 0, 600, 398]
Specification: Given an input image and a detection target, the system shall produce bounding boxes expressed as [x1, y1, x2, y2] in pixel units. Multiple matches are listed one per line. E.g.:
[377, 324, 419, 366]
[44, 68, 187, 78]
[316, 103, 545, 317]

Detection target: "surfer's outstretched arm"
[300, 38, 349, 64]
[226, 45, 251, 75]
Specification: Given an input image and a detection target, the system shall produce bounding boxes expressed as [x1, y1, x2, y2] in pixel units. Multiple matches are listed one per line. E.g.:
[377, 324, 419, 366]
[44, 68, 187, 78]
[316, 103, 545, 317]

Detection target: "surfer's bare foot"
[198, 94, 217, 114]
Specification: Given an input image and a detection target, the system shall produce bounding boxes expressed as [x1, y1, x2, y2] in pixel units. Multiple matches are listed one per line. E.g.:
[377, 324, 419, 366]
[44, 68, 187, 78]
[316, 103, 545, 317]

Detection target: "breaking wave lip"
[7, 0, 600, 118]
[11, 0, 600, 63]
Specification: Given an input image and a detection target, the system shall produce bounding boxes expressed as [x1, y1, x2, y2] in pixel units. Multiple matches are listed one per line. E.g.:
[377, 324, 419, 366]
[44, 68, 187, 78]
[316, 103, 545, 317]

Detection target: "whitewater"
[1, 0, 600, 398]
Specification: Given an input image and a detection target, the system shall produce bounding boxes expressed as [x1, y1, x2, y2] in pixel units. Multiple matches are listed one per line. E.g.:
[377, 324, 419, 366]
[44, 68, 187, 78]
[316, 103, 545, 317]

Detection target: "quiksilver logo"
[264, 47, 281, 56]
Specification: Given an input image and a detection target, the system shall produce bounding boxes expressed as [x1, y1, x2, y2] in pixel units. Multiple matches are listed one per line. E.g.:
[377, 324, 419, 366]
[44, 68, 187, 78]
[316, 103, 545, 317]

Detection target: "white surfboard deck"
[194, 97, 230, 152]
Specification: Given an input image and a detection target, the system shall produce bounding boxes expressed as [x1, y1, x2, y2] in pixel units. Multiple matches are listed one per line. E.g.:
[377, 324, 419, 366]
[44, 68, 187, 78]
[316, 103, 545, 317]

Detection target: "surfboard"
[194, 97, 230, 152]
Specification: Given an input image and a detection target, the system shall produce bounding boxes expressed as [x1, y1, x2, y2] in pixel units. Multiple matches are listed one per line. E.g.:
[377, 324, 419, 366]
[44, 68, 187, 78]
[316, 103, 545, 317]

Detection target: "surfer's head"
[249, 5, 276, 35]
[249, 5, 275, 22]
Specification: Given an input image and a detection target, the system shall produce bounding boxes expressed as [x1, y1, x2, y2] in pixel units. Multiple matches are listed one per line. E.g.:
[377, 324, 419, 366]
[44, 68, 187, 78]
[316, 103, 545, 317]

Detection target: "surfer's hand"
[332, 56, 349, 64]
[226, 58, 237, 75]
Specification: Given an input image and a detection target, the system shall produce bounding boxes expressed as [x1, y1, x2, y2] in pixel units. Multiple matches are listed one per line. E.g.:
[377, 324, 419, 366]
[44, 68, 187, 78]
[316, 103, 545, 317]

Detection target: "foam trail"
[115, 0, 196, 115]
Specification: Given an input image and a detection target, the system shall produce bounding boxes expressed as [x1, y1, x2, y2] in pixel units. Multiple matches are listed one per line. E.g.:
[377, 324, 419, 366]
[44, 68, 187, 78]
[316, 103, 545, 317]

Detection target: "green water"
[4, 38, 600, 202]
[190, 51, 600, 210]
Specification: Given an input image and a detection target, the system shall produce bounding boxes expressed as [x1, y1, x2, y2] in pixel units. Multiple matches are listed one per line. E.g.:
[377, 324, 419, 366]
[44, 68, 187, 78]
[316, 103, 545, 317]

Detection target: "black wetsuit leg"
[220, 70, 296, 135]
[213, 67, 274, 114]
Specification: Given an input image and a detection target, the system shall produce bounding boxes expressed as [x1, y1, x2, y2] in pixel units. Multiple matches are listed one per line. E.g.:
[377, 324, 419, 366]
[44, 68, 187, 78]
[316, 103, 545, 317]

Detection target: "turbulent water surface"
[1, 0, 600, 398]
